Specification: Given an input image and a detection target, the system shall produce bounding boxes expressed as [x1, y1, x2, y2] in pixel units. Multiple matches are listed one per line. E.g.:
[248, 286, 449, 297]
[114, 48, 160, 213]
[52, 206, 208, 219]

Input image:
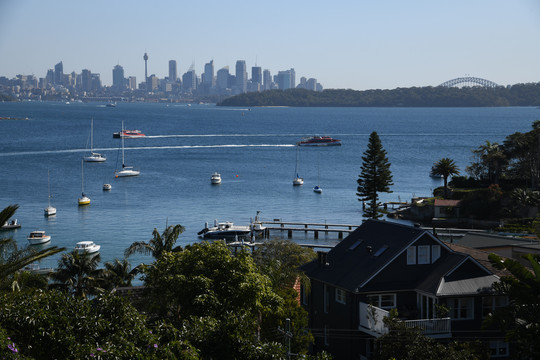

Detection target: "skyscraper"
[251, 66, 262, 92]
[81, 69, 92, 92]
[54, 61, 63, 85]
[203, 60, 215, 86]
[112, 65, 125, 89]
[235, 60, 247, 93]
[169, 60, 177, 82]
[263, 69, 272, 90]
[216, 67, 229, 90]
[277, 68, 296, 90]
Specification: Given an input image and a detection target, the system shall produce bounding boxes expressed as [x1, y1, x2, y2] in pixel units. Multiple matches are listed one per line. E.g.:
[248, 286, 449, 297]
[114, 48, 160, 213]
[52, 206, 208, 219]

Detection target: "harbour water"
[0, 102, 537, 270]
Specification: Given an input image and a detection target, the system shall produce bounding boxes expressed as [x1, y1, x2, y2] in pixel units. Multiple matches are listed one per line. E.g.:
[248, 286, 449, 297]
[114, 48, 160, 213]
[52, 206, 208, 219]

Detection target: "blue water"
[0, 102, 537, 270]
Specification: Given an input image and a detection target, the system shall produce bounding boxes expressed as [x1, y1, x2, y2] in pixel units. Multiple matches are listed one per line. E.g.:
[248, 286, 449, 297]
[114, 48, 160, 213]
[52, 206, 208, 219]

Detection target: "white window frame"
[418, 245, 430, 264]
[489, 340, 509, 358]
[335, 288, 346, 304]
[366, 294, 396, 309]
[407, 246, 416, 265]
[431, 245, 441, 262]
[448, 297, 474, 320]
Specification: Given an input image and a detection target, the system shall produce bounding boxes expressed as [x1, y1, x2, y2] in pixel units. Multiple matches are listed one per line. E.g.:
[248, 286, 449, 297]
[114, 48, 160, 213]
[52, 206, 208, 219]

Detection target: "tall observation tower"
[143, 52, 149, 90]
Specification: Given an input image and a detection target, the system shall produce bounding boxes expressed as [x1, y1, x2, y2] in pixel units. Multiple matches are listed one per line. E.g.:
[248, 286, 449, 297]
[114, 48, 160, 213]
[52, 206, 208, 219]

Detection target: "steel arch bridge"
[438, 77, 499, 88]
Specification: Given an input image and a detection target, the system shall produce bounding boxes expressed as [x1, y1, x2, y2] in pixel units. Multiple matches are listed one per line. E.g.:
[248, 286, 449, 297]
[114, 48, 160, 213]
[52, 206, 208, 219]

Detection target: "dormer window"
[407, 246, 416, 264]
[418, 245, 430, 264]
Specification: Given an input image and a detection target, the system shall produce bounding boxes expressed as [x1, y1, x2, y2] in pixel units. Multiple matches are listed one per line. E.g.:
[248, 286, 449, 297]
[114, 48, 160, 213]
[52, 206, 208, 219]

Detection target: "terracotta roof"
[434, 199, 461, 207]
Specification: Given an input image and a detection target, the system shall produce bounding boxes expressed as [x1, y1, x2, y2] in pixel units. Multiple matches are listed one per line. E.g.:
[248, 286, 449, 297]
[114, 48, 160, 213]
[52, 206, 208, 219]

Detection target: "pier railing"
[261, 220, 360, 240]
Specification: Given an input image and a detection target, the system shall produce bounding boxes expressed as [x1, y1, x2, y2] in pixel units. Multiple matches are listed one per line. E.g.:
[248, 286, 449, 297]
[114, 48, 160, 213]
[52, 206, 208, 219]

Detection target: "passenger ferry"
[113, 129, 145, 138]
[297, 136, 341, 146]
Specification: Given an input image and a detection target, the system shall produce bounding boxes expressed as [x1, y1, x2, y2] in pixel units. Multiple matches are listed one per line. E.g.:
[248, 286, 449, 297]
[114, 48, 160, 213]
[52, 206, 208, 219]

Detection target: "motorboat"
[211, 172, 222, 184]
[74, 241, 100, 254]
[1, 219, 21, 231]
[78, 160, 91, 206]
[103, 183, 112, 191]
[198, 211, 266, 241]
[313, 185, 323, 194]
[113, 129, 145, 138]
[84, 119, 106, 162]
[115, 121, 140, 177]
[297, 136, 341, 146]
[27, 230, 51, 245]
[105, 102, 117, 107]
[44, 169, 56, 216]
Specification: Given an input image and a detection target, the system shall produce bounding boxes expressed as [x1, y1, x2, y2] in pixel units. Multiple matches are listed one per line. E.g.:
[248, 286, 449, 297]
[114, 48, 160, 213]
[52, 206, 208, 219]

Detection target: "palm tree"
[50, 250, 103, 298]
[124, 224, 185, 259]
[0, 204, 64, 287]
[102, 258, 137, 288]
[432, 158, 460, 198]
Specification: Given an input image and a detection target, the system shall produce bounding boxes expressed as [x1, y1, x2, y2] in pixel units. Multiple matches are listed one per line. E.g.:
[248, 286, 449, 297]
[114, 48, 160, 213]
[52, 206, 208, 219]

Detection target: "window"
[335, 288, 346, 304]
[324, 284, 329, 313]
[301, 284, 308, 305]
[431, 245, 441, 262]
[418, 245, 430, 264]
[367, 294, 396, 309]
[448, 298, 474, 320]
[374, 245, 389, 257]
[489, 341, 508, 357]
[407, 246, 416, 265]
[482, 296, 507, 318]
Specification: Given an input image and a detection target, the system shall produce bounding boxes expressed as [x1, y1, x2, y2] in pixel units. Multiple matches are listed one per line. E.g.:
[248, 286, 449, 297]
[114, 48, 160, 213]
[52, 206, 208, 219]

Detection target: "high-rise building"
[235, 60, 247, 93]
[54, 62, 63, 85]
[169, 60, 177, 82]
[112, 65, 125, 89]
[182, 70, 197, 92]
[263, 69, 272, 90]
[203, 60, 215, 87]
[147, 74, 158, 91]
[251, 66, 262, 85]
[81, 69, 92, 92]
[277, 68, 296, 90]
[128, 76, 137, 90]
[45, 69, 54, 87]
[306, 78, 318, 91]
[216, 67, 229, 90]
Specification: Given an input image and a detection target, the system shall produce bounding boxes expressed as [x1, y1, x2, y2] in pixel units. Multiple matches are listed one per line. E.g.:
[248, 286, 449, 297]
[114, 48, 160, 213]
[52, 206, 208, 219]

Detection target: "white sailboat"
[78, 160, 91, 206]
[115, 121, 140, 177]
[44, 169, 56, 216]
[313, 153, 322, 193]
[83, 118, 106, 162]
[293, 146, 304, 186]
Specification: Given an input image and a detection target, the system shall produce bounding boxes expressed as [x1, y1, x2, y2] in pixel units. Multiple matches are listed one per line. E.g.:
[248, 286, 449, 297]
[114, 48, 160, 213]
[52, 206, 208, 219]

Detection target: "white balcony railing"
[358, 302, 451, 338]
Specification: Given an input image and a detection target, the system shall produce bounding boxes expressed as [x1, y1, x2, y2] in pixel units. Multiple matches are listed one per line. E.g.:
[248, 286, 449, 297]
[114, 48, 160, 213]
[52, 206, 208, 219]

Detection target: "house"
[301, 219, 508, 359]
[433, 199, 461, 218]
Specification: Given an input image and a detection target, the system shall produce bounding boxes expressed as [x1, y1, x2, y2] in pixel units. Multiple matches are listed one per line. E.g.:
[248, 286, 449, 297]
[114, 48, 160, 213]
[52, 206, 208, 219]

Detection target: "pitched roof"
[434, 199, 461, 207]
[445, 242, 510, 277]
[302, 219, 427, 292]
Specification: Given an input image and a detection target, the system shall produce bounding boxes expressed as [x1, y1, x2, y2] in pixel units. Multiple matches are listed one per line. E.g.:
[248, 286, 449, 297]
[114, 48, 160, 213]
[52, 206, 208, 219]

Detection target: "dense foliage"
[218, 83, 540, 107]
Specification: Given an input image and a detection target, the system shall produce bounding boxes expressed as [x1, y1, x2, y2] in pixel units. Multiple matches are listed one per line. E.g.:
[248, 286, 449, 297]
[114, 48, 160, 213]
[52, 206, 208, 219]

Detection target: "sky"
[1, 0, 539, 90]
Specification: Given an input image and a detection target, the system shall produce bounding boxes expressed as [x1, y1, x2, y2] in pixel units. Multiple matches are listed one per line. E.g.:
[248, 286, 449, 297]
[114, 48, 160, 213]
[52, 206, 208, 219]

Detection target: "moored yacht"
[27, 230, 51, 245]
[211, 172, 222, 184]
[74, 241, 100, 254]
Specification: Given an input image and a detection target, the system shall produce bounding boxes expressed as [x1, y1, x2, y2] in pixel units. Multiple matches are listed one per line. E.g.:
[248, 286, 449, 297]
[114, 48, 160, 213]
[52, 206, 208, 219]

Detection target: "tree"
[485, 253, 540, 359]
[431, 158, 460, 198]
[50, 250, 103, 298]
[466, 141, 506, 184]
[124, 224, 185, 260]
[357, 131, 393, 219]
[102, 258, 137, 289]
[0, 204, 64, 288]
[142, 241, 283, 359]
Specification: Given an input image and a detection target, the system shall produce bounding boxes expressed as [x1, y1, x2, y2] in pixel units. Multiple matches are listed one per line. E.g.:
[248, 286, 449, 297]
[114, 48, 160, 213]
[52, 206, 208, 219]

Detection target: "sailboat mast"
[121, 121, 125, 166]
[47, 169, 51, 207]
[90, 118, 93, 152]
[81, 160, 84, 195]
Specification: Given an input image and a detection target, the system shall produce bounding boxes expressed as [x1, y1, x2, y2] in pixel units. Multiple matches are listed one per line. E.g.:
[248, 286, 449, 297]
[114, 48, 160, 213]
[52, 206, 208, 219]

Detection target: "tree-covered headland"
[218, 83, 540, 107]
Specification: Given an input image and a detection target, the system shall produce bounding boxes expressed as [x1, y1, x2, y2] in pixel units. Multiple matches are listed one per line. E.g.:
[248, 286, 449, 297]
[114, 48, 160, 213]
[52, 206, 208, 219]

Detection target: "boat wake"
[0, 144, 295, 157]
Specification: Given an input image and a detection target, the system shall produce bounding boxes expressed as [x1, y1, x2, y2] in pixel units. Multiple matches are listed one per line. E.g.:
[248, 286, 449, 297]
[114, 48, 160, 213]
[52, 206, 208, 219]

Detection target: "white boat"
[74, 241, 100, 254]
[78, 160, 91, 206]
[198, 211, 266, 241]
[44, 169, 56, 216]
[1, 219, 21, 231]
[211, 172, 221, 184]
[27, 230, 51, 245]
[84, 119, 106, 162]
[115, 121, 140, 177]
[103, 183, 112, 191]
[293, 147, 304, 186]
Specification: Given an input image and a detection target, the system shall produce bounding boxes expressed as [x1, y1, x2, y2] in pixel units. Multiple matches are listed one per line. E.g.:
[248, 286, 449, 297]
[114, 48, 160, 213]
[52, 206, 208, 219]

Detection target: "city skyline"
[1, 0, 540, 90]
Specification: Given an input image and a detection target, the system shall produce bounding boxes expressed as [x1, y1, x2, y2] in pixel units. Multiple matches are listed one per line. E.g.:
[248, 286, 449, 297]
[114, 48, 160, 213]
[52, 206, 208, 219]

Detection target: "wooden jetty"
[261, 220, 360, 240]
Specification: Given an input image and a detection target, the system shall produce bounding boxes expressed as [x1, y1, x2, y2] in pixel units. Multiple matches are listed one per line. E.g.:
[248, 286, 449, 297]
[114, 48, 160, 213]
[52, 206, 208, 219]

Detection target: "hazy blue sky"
[1, 0, 539, 90]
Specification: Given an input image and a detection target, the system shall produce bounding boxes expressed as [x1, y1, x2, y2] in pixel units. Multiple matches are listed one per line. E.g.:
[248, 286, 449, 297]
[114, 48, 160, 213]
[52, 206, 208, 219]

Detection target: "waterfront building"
[54, 61, 63, 85]
[112, 64, 125, 89]
[235, 60, 247, 93]
[169, 60, 177, 82]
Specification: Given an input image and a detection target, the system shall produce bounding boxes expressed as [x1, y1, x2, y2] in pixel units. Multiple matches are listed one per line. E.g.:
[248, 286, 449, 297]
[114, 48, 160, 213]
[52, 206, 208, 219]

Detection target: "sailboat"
[313, 153, 322, 193]
[83, 118, 106, 162]
[115, 121, 140, 177]
[293, 146, 304, 186]
[44, 169, 56, 216]
[78, 160, 91, 206]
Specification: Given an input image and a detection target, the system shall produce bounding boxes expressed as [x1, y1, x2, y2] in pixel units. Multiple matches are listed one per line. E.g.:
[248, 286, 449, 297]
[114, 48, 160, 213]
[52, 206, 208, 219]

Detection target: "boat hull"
[84, 155, 106, 162]
[44, 206, 56, 216]
[115, 169, 140, 177]
[27, 235, 51, 245]
[297, 141, 341, 146]
[78, 197, 91, 206]
[293, 177, 304, 185]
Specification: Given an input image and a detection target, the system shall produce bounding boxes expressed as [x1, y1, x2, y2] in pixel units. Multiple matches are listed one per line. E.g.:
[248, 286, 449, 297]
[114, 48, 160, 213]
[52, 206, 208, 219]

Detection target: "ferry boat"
[113, 129, 145, 138]
[297, 136, 341, 146]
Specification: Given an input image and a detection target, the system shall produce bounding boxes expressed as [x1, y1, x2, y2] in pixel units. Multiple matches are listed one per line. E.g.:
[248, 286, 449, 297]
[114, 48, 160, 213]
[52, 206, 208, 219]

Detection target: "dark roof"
[457, 232, 540, 249]
[445, 242, 510, 277]
[302, 219, 426, 292]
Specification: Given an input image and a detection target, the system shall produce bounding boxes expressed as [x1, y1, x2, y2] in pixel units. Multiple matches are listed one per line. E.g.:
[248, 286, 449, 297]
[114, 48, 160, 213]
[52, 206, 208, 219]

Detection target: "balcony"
[358, 302, 451, 338]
